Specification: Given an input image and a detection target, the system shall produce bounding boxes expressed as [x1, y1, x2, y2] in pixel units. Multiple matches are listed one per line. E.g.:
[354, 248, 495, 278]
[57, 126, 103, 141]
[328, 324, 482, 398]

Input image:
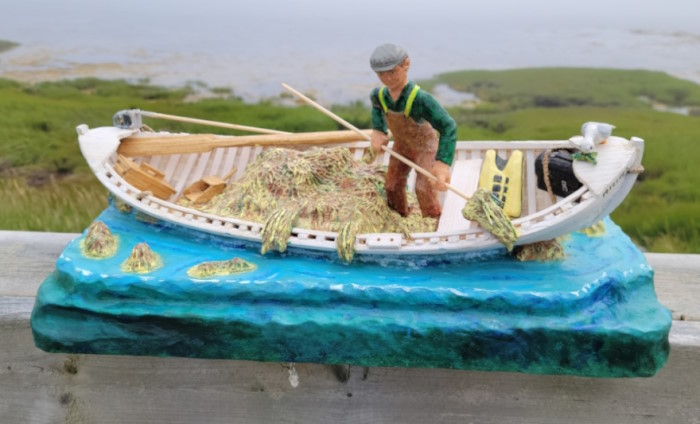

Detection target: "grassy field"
[0, 176, 108, 231]
[0, 69, 698, 252]
[422, 68, 700, 110]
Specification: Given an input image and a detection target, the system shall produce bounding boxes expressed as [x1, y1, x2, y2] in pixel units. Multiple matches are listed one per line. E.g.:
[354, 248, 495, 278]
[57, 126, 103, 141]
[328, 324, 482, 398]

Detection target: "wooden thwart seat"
[182, 167, 238, 204]
[438, 159, 484, 232]
[183, 176, 227, 204]
[114, 154, 176, 200]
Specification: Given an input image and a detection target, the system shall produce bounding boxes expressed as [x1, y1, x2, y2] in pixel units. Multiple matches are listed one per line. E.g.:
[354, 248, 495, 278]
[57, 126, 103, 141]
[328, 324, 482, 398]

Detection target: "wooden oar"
[281, 83, 472, 201]
[117, 109, 290, 135]
[117, 129, 373, 156]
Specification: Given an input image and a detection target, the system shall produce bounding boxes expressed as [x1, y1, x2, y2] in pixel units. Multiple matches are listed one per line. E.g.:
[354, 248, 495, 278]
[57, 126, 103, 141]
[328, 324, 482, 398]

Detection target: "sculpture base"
[31, 205, 671, 377]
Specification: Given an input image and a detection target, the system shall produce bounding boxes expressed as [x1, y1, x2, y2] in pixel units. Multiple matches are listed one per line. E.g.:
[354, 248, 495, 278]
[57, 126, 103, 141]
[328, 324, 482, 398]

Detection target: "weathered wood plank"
[0, 231, 78, 297]
[1, 295, 699, 424]
[1, 231, 699, 423]
[647, 253, 700, 320]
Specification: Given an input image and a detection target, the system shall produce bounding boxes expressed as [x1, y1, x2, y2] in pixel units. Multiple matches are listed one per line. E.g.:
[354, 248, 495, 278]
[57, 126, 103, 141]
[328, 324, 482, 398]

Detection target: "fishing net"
[185, 147, 436, 261]
[261, 208, 300, 255]
[461, 188, 519, 251]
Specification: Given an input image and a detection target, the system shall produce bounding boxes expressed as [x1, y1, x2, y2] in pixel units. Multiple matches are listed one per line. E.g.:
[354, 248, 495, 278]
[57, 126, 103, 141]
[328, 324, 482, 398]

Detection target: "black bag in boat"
[535, 149, 583, 197]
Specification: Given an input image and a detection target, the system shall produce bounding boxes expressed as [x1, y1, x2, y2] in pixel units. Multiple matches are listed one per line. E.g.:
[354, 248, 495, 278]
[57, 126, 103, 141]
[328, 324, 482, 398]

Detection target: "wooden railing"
[1, 230, 698, 423]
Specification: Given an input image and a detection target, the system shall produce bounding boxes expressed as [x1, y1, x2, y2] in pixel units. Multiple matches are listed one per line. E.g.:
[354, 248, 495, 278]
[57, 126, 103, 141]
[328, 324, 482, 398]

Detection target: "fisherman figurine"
[369, 43, 457, 218]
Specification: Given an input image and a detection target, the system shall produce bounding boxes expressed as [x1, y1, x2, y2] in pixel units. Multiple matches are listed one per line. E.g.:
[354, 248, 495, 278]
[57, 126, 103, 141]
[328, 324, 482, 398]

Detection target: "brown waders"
[384, 111, 442, 218]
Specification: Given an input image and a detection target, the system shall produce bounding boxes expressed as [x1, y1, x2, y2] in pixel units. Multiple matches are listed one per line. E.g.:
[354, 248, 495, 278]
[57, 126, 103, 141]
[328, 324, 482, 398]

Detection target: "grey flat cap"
[370, 43, 408, 72]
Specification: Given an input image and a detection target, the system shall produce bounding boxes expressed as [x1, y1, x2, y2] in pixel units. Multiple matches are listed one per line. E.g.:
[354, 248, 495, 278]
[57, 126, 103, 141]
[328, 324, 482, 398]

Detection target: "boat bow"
[77, 125, 138, 171]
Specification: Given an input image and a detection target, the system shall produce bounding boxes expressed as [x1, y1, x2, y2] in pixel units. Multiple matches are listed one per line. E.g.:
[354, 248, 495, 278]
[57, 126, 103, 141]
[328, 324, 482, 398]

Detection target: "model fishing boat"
[76, 109, 644, 262]
[36, 72, 670, 378]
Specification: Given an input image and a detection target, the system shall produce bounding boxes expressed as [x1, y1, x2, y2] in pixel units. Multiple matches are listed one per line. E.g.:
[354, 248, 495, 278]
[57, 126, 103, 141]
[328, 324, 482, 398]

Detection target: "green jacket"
[370, 80, 457, 165]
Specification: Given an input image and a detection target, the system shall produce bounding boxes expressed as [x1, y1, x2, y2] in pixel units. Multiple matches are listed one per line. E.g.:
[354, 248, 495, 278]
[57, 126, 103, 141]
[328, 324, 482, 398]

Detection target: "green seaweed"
[514, 239, 566, 262]
[121, 243, 161, 273]
[81, 221, 118, 258]
[187, 257, 257, 278]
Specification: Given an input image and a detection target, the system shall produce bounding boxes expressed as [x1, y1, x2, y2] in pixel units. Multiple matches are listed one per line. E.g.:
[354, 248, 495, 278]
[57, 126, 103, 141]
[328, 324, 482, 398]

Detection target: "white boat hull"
[77, 125, 644, 260]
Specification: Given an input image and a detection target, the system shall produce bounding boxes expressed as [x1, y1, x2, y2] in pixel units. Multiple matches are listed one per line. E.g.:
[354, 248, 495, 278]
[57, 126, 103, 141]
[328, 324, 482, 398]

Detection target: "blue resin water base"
[31, 205, 671, 377]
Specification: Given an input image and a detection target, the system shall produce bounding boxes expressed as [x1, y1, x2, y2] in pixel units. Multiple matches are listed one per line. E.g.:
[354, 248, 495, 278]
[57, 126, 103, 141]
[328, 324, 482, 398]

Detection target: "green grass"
[0, 77, 347, 174]
[0, 176, 109, 232]
[0, 39, 19, 54]
[422, 68, 700, 109]
[0, 70, 698, 252]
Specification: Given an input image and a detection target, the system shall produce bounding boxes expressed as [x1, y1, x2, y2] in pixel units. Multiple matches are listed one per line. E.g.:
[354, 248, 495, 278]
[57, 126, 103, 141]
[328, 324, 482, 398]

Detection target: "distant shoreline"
[0, 62, 698, 108]
[2, 25, 699, 106]
[0, 64, 697, 109]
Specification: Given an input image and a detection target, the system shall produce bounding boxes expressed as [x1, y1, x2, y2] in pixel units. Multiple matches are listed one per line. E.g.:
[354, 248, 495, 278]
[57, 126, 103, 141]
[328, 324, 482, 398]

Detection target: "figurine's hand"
[369, 130, 389, 160]
[431, 161, 451, 192]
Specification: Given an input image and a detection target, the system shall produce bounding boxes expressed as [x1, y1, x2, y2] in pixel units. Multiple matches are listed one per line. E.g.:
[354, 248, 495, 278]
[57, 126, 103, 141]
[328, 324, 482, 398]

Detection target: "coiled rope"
[542, 149, 557, 204]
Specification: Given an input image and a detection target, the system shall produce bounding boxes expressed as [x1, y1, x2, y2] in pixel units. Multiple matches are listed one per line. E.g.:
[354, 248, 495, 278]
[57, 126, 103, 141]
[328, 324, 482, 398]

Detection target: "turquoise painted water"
[31, 203, 672, 376]
[57, 203, 647, 309]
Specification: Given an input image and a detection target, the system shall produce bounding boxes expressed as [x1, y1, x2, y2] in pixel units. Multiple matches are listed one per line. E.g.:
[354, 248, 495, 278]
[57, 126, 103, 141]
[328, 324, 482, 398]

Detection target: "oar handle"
[222, 167, 238, 181]
[281, 83, 471, 201]
[379, 146, 471, 200]
[281, 84, 367, 140]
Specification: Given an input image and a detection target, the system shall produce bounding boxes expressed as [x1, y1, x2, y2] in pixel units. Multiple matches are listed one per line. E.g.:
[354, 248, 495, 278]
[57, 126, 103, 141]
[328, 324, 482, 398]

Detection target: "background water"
[1, 0, 699, 103]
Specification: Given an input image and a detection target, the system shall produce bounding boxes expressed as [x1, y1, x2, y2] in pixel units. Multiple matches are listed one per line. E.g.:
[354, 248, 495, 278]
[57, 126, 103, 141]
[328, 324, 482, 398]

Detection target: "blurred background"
[0, 0, 698, 252]
[2, 0, 699, 102]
